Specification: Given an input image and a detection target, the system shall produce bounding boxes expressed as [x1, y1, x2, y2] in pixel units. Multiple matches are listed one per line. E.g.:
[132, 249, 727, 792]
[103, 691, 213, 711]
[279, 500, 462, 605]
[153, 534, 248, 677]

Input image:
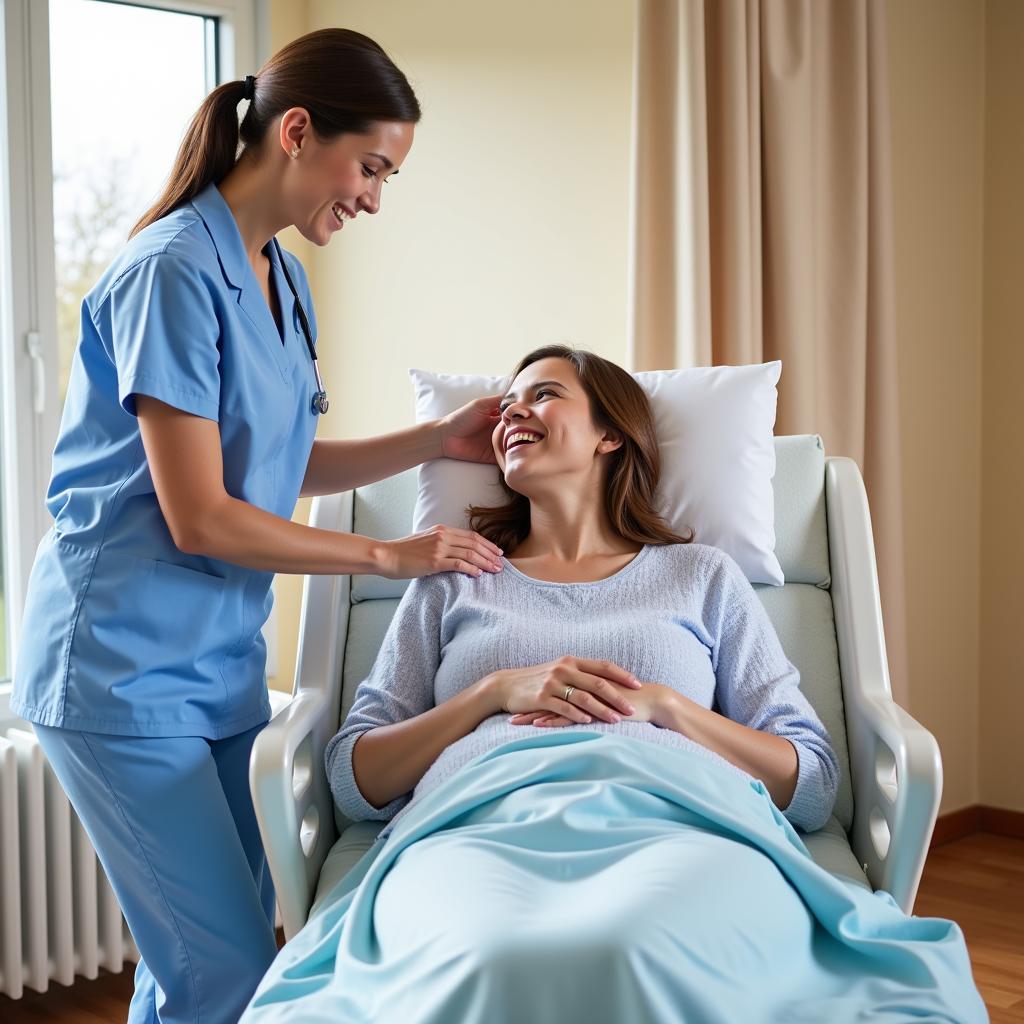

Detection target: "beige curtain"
[629, 0, 908, 708]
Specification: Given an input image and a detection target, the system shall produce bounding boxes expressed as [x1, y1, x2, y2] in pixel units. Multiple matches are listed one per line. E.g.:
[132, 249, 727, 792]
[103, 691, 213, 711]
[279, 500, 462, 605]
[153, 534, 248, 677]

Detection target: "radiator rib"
[0, 737, 24, 999]
[8, 730, 48, 993]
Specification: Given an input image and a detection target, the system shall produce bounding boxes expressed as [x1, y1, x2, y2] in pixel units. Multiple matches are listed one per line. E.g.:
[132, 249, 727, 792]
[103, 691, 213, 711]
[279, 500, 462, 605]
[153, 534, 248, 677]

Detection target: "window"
[0, 0, 265, 713]
[51, 0, 218, 407]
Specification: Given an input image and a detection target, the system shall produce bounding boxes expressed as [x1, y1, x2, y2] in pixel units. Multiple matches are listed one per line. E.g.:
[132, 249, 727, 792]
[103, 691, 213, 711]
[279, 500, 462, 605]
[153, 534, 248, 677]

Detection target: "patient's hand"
[510, 681, 676, 729]
[490, 657, 642, 725]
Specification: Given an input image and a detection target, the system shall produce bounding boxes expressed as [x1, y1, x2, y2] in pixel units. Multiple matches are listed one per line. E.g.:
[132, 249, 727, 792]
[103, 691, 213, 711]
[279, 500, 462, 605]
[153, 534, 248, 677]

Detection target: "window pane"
[50, 0, 216, 407]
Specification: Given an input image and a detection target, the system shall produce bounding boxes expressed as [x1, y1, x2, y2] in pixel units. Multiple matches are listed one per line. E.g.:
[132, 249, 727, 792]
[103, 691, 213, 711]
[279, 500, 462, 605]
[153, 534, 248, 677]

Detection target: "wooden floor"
[914, 833, 1024, 1022]
[1, 832, 1020, 1022]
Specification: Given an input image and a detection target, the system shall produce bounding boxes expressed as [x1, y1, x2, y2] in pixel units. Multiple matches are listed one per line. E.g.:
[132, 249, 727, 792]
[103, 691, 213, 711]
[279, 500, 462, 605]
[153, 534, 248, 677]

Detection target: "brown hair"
[129, 28, 421, 239]
[468, 345, 695, 554]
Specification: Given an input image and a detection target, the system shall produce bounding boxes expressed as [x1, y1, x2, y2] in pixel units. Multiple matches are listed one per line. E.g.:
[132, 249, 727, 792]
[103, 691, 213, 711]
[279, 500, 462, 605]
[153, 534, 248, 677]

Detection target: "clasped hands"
[486, 656, 679, 730]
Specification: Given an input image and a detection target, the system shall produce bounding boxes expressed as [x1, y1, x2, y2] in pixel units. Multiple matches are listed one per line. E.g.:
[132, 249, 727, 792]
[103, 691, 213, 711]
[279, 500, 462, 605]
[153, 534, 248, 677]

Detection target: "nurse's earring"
[290, 145, 299, 158]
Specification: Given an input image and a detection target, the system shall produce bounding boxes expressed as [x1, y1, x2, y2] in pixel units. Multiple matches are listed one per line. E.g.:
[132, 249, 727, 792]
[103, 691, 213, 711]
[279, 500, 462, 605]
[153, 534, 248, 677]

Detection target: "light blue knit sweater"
[326, 542, 840, 838]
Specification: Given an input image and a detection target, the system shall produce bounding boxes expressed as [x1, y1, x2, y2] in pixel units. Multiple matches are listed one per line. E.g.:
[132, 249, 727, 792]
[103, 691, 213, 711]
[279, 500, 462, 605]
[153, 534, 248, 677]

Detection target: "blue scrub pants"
[33, 722, 277, 1024]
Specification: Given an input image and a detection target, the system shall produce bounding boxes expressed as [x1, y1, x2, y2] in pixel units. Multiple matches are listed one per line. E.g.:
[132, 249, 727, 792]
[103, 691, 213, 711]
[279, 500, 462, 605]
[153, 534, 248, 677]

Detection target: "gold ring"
[564, 685, 575, 702]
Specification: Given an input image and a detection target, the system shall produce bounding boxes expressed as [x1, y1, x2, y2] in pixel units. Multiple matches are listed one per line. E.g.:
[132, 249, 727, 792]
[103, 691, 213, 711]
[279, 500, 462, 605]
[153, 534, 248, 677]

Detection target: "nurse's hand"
[438, 395, 502, 464]
[377, 524, 504, 579]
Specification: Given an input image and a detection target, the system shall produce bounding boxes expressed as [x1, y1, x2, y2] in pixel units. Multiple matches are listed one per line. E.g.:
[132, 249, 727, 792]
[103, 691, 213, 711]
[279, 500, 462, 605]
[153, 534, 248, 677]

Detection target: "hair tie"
[242, 75, 256, 101]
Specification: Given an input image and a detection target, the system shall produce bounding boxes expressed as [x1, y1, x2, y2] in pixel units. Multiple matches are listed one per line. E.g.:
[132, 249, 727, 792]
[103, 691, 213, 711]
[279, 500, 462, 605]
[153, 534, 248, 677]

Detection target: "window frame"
[0, 0, 271, 714]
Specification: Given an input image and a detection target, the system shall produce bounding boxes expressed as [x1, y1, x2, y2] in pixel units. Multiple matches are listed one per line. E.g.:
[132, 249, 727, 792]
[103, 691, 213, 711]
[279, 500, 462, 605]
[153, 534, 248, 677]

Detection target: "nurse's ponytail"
[129, 28, 420, 239]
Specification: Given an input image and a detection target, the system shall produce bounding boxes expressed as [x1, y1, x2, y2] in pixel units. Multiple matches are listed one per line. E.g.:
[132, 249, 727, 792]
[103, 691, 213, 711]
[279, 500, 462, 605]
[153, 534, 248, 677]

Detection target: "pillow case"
[409, 360, 783, 585]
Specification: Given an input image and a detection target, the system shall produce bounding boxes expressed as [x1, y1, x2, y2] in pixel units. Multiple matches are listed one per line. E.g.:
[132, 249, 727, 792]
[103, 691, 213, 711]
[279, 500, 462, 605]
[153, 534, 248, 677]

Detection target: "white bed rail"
[825, 457, 942, 914]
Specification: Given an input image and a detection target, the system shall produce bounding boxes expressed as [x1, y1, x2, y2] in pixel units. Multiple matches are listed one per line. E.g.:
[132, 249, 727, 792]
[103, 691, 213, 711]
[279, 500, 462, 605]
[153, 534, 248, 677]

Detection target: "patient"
[242, 346, 985, 1023]
[326, 344, 839, 837]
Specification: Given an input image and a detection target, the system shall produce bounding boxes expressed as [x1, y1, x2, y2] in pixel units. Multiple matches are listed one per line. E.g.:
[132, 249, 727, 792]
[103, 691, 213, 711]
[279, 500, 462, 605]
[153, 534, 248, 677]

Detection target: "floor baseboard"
[930, 804, 1024, 847]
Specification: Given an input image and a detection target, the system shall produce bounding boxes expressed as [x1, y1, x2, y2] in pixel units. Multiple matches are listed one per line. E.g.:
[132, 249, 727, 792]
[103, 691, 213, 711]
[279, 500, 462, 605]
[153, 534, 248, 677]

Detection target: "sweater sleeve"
[324, 574, 447, 823]
[702, 547, 839, 832]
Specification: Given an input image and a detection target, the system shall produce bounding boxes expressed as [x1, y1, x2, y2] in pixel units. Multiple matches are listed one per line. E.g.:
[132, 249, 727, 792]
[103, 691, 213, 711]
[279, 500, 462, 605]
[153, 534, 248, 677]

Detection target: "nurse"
[11, 27, 502, 1024]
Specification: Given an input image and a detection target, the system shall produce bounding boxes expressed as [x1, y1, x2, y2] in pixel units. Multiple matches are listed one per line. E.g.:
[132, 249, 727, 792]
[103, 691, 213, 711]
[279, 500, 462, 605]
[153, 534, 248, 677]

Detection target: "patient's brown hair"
[468, 345, 695, 555]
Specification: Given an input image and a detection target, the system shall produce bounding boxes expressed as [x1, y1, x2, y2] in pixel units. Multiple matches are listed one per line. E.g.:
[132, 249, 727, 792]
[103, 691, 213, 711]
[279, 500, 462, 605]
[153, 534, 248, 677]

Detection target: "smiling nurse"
[10, 28, 502, 1024]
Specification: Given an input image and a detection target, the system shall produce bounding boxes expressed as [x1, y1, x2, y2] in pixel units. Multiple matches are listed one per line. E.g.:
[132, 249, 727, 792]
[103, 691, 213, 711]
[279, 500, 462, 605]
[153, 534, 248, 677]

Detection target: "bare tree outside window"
[50, 0, 214, 406]
[54, 153, 144, 400]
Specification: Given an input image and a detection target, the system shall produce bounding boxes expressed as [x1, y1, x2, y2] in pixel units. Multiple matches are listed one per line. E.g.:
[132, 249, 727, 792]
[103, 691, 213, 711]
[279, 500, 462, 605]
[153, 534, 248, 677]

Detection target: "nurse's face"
[284, 115, 415, 246]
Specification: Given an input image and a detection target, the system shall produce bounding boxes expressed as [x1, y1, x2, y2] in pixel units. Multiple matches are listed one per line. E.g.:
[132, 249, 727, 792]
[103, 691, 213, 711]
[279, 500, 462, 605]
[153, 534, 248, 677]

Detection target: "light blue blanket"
[242, 732, 986, 1023]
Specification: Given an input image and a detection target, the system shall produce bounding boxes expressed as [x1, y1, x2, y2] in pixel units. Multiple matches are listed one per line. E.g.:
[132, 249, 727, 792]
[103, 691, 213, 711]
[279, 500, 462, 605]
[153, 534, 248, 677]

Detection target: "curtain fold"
[630, 0, 908, 707]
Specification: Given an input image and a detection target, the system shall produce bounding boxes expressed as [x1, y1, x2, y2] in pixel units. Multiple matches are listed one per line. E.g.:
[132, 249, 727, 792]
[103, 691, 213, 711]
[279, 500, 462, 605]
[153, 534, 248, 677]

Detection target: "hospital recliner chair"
[250, 435, 942, 941]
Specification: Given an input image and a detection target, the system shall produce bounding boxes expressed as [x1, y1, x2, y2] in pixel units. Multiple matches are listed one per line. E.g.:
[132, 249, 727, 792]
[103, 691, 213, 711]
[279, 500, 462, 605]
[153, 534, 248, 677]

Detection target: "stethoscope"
[272, 237, 329, 415]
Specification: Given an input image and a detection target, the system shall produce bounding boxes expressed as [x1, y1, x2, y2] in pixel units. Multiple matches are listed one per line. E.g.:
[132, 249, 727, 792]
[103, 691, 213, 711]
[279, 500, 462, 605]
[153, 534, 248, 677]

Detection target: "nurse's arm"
[138, 396, 379, 572]
[299, 424, 444, 497]
[136, 396, 499, 577]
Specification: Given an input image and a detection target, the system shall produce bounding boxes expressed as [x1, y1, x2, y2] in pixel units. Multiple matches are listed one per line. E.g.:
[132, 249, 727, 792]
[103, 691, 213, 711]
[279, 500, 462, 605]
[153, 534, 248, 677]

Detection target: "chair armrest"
[825, 457, 942, 914]
[845, 691, 942, 914]
[249, 691, 336, 939]
[249, 490, 354, 939]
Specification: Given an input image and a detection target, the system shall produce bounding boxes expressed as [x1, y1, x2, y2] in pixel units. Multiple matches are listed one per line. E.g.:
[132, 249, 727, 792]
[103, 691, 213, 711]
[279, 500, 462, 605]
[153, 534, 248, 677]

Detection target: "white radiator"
[0, 726, 138, 999]
[0, 692, 290, 999]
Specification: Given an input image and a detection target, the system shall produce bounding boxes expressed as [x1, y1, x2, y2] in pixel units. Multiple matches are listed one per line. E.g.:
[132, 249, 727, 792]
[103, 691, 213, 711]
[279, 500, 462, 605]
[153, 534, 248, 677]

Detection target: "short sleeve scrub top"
[11, 181, 320, 739]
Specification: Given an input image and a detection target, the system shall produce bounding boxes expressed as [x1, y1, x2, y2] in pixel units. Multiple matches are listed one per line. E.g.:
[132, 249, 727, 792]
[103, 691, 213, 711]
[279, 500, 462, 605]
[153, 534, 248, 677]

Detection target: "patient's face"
[493, 357, 618, 494]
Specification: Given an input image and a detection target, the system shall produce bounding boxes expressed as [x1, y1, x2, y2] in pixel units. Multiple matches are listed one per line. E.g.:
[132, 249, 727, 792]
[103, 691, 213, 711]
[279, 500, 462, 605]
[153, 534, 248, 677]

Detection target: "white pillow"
[409, 361, 783, 585]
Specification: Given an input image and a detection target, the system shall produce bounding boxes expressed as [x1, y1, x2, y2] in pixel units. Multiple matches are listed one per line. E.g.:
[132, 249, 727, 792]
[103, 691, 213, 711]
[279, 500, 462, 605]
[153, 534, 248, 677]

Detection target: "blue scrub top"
[11, 180, 320, 738]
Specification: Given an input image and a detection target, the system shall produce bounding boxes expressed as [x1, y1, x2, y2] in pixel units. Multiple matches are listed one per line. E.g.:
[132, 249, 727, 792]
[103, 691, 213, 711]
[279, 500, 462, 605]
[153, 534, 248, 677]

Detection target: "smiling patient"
[241, 345, 985, 1023]
[326, 346, 839, 839]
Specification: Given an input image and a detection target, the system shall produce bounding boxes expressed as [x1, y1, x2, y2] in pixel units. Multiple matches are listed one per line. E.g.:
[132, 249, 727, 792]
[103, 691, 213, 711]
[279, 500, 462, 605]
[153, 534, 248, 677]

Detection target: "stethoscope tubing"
[272, 237, 328, 415]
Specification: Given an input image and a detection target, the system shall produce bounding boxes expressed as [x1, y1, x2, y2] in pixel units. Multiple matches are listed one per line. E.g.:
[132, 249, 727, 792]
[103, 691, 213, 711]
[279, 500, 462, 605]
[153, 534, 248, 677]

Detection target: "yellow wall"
[887, 0, 1024, 814]
[303, 0, 636, 433]
[979, 0, 1024, 813]
[266, 1, 1024, 818]
[269, 0, 636, 686]
[886, 0, 985, 813]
